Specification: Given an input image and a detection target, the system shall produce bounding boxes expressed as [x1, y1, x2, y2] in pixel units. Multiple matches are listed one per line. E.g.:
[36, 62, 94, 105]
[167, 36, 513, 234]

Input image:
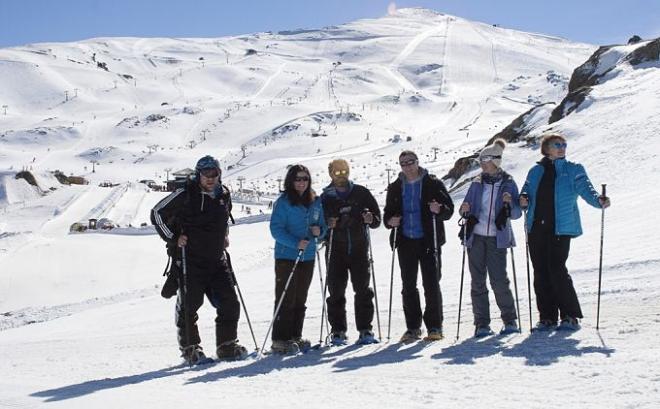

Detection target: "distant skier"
[151, 155, 247, 364]
[384, 150, 454, 342]
[520, 133, 610, 331]
[459, 139, 521, 337]
[269, 164, 327, 354]
[320, 159, 381, 345]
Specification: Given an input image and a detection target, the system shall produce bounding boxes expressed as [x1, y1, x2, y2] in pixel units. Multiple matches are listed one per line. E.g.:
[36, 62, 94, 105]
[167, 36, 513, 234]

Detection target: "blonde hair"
[540, 133, 567, 156]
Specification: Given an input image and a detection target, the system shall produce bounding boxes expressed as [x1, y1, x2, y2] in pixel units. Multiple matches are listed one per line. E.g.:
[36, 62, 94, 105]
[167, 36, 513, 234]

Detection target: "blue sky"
[1, 0, 658, 48]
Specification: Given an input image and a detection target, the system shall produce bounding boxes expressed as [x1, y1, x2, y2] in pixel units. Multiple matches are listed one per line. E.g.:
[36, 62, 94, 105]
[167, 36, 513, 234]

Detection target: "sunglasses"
[552, 142, 568, 149]
[199, 169, 219, 178]
[479, 155, 501, 162]
[399, 159, 417, 167]
[332, 169, 349, 176]
[294, 176, 310, 182]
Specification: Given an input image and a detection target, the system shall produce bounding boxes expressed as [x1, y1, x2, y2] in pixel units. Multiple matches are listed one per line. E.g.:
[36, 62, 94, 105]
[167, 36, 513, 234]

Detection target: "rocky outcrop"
[549, 46, 613, 123]
[625, 38, 660, 65]
[550, 38, 659, 123]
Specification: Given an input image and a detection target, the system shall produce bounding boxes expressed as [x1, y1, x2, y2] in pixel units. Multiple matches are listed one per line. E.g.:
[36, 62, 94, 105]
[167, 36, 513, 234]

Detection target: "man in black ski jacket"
[321, 159, 381, 345]
[384, 150, 454, 342]
[151, 155, 246, 364]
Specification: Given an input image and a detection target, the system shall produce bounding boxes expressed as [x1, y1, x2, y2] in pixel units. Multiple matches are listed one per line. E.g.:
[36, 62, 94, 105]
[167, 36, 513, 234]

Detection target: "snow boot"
[533, 320, 558, 332]
[399, 328, 422, 344]
[181, 345, 213, 366]
[423, 327, 444, 341]
[557, 317, 580, 331]
[474, 325, 495, 338]
[499, 321, 520, 335]
[270, 340, 300, 355]
[329, 331, 348, 346]
[216, 340, 248, 361]
[356, 330, 378, 345]
[292, 337, 312, 353]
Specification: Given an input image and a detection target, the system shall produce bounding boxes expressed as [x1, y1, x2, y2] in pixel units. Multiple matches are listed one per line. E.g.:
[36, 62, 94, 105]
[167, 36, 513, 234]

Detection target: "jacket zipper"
[486, 183, 495, 235]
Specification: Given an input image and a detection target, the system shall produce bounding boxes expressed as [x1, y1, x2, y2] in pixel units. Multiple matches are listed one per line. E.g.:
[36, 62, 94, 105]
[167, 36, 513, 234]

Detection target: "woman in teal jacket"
[520, 133, 610, 331]
[269, 164, 326, 354]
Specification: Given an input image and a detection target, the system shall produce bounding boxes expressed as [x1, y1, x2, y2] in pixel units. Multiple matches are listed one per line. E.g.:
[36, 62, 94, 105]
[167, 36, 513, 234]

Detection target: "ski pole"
[522, 205, 533, 332]
[315, 237, 330, 344]
[180, 245, 192, 364]
[456, 214, 468, 340]
[259, 249, 305, 358]
[387, 226, 398, 341]
[432, 214, 441, 279]
[224, 251, 258, 352]
[365, 225, 382, 341]
[505, 203, 522, 333]
[596, 184, 607, 330]
[319, 229, 334, 346]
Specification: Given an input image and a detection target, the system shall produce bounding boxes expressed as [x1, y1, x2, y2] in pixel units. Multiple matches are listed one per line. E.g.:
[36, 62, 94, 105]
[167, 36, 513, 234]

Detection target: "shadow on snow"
[433, 330, 615, 366]
[30, 332, 616, 402]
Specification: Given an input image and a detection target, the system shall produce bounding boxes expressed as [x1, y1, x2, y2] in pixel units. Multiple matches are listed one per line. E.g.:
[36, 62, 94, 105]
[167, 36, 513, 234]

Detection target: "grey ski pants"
[467, 234, 517, 327]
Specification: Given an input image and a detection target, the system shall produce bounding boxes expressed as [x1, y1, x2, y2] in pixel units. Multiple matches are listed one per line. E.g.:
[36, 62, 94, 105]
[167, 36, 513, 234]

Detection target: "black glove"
[458, 215, 479, 241]
[495, 204, 511, 230]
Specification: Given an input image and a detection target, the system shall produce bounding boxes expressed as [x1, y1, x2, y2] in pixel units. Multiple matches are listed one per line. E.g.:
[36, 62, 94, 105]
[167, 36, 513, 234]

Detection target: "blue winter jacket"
[270, 193, 327, 261]
[462, 171, 522, 248]
[521, 158, 602, 237]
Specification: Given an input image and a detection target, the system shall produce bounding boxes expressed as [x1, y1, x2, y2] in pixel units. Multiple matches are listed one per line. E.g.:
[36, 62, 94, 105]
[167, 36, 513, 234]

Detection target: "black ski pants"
[326, 241, 374, 334]
[272, 259, 314, 341]
[528, 221, 583, 322]
[398, 236, 443, 331]
[175, 260, 240, 349]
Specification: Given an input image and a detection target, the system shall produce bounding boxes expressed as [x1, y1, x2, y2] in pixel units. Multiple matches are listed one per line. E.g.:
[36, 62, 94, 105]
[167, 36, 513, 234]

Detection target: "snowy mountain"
[1, 8, 659, 409]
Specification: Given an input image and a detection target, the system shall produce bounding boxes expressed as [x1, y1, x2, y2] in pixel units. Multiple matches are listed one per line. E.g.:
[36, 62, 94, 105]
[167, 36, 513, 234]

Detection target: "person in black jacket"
[384, 150, 454, 342]
[321, 159, 381, 345]
[151, 155, 247, 364]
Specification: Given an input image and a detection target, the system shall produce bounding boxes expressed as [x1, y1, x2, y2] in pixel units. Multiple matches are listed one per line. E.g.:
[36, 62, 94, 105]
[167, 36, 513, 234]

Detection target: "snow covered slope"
[0, 8, 659, 409]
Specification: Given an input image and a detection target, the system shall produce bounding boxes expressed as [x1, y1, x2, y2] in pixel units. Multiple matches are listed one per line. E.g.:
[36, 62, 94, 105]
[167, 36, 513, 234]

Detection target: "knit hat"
[479, 139, 506, 168]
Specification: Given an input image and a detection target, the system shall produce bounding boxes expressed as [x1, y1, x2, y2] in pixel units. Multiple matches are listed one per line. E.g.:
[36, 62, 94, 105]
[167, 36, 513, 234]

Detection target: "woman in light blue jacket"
[459, 139, 521, 337]
[520, 133, 610, 331]
[269, 164, 326, 354]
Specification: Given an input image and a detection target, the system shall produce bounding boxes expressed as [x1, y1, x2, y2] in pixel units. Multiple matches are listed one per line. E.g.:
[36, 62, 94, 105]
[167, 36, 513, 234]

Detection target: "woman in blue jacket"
[520, 133, 610, 331]
[459, 139, 521, 337]
[269, 164, 326, 354]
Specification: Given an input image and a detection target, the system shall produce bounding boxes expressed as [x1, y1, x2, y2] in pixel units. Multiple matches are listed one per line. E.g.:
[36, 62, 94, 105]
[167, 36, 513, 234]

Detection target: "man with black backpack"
[151, 155, 246, 364]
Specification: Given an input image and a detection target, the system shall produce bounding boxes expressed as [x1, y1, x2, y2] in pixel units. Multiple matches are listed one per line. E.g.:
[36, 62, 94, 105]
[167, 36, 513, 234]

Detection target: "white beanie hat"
[479, 138, 506, 168]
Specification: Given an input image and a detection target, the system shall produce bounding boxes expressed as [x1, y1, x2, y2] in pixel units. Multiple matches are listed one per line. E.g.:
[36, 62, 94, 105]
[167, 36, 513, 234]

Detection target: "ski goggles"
[332, 169, 349, 176]
[551, 142, 568, 149]
[479, 155, 501, 162]
[399, 159, 417, 167]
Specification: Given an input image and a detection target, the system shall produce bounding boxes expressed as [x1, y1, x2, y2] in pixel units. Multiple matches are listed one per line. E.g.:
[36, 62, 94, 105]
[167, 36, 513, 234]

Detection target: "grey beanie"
[479, 138, 506, 167]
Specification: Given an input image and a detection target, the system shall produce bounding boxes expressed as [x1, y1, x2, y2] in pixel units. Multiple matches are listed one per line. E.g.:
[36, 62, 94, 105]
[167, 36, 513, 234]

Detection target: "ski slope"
[0, 7, 659, 409]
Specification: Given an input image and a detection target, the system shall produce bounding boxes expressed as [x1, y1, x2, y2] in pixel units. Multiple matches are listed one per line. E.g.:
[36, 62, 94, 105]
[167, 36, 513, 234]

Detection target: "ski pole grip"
[601, 184, 607, 197]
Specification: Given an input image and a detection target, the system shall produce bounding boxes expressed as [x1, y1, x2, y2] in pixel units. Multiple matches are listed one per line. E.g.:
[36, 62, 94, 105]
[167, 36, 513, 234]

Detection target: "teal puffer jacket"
[521, 158, 602, 237]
